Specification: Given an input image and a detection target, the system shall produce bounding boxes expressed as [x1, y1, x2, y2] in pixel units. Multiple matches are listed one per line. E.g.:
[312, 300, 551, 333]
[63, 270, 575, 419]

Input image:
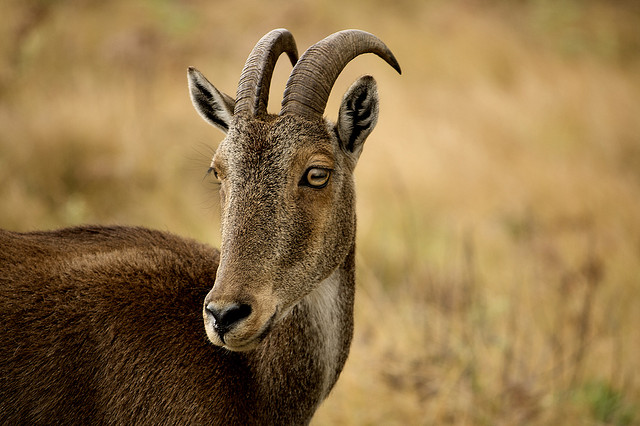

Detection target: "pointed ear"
[336, 75, 379, 161]
[188, 67, 235, 133]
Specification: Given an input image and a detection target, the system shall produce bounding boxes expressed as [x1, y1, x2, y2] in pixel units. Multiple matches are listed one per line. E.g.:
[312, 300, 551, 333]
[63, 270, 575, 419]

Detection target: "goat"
[0, 29, 400, 424]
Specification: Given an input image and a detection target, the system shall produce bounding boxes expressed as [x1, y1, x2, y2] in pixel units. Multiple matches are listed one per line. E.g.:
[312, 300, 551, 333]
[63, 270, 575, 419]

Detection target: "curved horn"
[280, 30, 401, 120]
[234, 29, 298, 117]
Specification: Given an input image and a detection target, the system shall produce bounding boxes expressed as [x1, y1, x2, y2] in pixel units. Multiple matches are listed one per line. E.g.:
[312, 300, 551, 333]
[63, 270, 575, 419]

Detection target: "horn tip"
[274, 28, 299, 66]
[390, 58, 402, 75]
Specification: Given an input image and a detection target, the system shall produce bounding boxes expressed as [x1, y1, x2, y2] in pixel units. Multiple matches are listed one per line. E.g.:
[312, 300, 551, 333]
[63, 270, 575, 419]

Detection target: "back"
[0, 226, 240, 424]
[0, 225, 351, 424]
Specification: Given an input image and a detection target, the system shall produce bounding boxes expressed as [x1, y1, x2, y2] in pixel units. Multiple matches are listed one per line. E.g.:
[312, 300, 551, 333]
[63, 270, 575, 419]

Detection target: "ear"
[188, 67, 235, 133]
[336, 75, 379, 161]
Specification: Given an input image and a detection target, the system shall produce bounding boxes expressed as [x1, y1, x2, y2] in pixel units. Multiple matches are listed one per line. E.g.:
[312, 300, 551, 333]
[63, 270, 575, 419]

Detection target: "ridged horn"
[280, 30, 401, 120]
[234, 29, 298, 117]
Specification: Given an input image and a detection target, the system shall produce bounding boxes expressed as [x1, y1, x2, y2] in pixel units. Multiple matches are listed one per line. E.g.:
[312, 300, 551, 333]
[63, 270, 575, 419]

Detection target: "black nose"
[205, 303, 252, 337]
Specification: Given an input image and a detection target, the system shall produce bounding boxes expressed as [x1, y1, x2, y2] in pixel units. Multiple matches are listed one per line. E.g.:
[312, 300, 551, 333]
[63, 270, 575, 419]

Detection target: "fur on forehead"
[221, 114, 334, 155]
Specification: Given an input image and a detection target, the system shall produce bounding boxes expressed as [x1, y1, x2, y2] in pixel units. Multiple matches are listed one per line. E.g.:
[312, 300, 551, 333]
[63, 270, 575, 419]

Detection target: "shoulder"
[1, 225, 220, 287]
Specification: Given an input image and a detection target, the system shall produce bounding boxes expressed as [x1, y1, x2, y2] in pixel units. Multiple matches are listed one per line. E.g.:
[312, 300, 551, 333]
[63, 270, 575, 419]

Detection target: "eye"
[301, 167, 331, 189]
[205, 167, 223, 188]
[206, 167, 218, 179]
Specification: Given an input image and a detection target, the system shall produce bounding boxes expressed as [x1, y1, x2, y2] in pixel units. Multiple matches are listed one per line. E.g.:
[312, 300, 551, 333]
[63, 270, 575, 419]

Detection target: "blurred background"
[1, 0, 639, 424]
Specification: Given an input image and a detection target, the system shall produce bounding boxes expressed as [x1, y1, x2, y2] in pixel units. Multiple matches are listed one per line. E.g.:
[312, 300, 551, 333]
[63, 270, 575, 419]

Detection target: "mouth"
[217, 309, 278, 352]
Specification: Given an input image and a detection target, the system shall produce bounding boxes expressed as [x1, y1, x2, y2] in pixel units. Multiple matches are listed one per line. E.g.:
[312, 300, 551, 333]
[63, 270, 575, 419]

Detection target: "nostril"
[206, 303, 252, 333]
[220, 303, 252, 328]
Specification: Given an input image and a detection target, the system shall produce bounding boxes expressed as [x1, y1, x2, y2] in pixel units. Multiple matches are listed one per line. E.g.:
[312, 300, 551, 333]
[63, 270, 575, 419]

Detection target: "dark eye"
[301, 167, 331, 189]
[206, 166, 218, 179]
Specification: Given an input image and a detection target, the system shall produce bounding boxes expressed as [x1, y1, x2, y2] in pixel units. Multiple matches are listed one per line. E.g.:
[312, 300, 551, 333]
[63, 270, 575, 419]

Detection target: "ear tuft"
[336, 76, 379, 160]
[188, 67, 235, 133]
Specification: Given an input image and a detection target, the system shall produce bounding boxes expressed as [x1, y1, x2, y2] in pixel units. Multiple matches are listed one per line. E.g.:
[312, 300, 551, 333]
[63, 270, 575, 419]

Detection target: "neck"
[248, 246, 356, 421]
[302, 259, 353, 398]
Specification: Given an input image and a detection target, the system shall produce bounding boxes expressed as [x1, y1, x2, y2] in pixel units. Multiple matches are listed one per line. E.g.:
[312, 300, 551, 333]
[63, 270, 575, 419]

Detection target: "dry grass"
[1, 0, 639, 424]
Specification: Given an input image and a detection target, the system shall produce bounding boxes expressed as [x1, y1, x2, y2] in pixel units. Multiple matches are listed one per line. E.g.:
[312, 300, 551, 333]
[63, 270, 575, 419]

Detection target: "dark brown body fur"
[0, 226, 354, 424]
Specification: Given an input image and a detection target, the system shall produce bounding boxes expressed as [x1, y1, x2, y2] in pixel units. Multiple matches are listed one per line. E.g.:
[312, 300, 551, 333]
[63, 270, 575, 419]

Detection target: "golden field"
[1, 0, 639, 424]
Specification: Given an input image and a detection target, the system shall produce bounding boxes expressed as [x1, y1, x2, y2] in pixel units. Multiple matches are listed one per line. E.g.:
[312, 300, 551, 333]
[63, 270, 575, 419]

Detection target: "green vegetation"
[1, 0, 639, 424]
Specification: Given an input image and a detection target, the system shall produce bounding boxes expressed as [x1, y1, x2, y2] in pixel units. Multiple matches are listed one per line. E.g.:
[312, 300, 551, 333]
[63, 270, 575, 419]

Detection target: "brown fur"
[0, 226, 354, 424]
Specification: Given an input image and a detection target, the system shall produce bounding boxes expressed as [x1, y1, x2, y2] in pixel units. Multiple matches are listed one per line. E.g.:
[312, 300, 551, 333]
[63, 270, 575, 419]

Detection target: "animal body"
[0, 29, 400, 424]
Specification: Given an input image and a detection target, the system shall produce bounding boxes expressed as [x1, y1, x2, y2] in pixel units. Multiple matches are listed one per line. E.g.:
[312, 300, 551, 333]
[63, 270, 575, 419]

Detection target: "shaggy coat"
[0, 226, 354, 424]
